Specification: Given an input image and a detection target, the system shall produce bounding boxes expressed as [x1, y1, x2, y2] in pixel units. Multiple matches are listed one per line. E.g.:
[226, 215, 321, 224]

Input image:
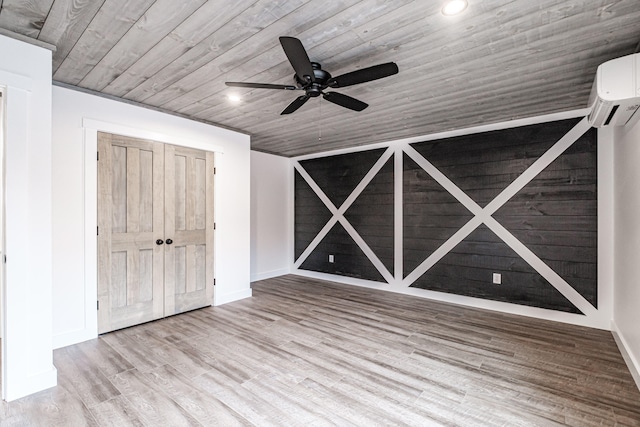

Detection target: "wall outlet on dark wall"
[493, 273, 502, 285]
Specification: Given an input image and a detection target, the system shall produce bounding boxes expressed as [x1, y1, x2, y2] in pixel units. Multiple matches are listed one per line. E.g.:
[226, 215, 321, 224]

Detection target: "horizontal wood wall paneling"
[409, 118, 579, 206]
[293, 118, 598, 314]
[410, 224, 582, 314]
[295, 149, 395, 280]
[403, 153, 473, 277]
[299, 222, 386, 283]
[494, 127, 597, 306]
[344, 156, 395, 275]
[294, 170, 332, 260]
[493, 200, 596, 217]
[494, 215, 597, 232]
[299, 148, 386, 208]
[405, 119, 597, 311]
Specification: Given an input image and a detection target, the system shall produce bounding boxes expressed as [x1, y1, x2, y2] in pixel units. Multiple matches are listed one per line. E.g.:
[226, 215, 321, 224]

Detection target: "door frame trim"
[54, 119, 223, 347]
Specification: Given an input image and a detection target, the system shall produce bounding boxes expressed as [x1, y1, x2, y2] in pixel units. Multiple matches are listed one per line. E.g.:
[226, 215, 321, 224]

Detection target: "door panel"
[164, 145, 214, 316]
[97, 133, 165, 333]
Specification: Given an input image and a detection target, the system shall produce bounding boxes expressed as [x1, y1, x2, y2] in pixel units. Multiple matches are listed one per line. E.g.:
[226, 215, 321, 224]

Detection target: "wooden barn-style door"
[97, 132, 215, 334]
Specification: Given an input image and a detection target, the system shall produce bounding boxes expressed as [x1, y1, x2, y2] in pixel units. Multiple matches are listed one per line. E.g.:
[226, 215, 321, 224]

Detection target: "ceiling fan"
[225, 36, 399, 115]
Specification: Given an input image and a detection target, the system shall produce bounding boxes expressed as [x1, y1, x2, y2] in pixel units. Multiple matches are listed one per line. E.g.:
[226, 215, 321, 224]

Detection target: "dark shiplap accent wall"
[411, 120, 579, 207]
[410, 224, 581, 313]
[344, 157, 395, 275]
[294, 171, 332, 260]
[299, 149, 387, 208]
[296, 149, 393, 281]
[403, 153, 474, 277]
[299, 222, 386, 282]
[406, 118, 596, 311]
[294, 118, 598, 314]
[494, 127, 598, 306]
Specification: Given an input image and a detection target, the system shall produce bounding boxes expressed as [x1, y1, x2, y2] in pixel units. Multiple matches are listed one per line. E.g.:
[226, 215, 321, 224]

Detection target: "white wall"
[613, 116, 640, 388]
[0, 35, 57, 401]
[250, 151, 291, 281]
[52, 86, 252, 349]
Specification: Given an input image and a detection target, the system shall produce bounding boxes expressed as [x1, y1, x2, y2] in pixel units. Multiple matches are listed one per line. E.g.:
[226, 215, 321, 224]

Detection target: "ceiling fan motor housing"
[296, 62, 331, 96]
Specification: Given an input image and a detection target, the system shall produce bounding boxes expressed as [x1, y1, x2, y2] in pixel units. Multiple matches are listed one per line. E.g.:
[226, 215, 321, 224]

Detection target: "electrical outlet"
[329, 254, 334, 263]
[492, 273, 502, 285]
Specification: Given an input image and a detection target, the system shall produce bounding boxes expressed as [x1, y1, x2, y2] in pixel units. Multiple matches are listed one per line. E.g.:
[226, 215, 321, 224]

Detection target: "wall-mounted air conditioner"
[588, 52, 640, 127]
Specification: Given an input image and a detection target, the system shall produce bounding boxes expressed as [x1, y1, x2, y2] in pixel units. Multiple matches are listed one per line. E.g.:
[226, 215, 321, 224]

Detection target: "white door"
[97, 133, 215, 333]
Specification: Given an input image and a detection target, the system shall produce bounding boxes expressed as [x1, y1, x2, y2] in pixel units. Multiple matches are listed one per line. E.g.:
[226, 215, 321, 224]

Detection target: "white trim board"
[82, 118, 225, 154]
[251, 268, 290, 282]
[292, 270, 604, 330]
[292, 109, 591, 161]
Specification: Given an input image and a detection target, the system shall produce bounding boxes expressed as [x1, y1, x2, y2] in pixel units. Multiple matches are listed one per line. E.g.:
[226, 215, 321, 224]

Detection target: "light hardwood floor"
[1, 275, 639, 426]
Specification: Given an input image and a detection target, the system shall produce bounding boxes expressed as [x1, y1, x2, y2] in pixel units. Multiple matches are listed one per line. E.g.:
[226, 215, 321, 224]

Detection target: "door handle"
[156, 239, 164, 245]
[166, 239, 173, 245]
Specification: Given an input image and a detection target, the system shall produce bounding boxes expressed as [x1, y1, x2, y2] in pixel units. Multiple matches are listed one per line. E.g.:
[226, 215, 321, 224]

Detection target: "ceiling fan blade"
[226, 82, 297, 90]
[323, 92, 368, 111]
[328, 62, 399, 88]
[281, 95, 310, 115]
[279, 36, 315, 83]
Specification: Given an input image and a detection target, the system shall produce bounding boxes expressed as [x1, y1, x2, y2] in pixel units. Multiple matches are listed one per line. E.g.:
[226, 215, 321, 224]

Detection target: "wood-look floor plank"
[2, 274, 639, 426]
[110, 368, 204, 426]
[54, 345, 122, 408]
[89, 395, 148, 427]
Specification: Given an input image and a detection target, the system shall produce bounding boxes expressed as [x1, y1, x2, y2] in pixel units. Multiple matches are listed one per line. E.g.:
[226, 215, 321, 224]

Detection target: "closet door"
[164, 145, 215, 316]
[97, 133, 165, 334]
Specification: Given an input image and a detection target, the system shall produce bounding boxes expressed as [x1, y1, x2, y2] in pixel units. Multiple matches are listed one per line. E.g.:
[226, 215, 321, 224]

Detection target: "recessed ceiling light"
[442, 0, 468, 16]
[227, 94, 242, 104]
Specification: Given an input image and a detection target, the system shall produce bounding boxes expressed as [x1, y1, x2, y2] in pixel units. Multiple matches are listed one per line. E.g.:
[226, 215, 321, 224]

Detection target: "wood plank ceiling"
[1, 0, 639, 157]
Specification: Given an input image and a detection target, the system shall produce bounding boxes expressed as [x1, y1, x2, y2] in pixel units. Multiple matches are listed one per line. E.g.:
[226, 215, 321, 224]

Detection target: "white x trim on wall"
[293, 116, 597, 319]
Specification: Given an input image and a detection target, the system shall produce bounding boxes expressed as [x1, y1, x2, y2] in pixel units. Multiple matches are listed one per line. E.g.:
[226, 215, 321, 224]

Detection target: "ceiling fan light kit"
[226, 36, 398, 115]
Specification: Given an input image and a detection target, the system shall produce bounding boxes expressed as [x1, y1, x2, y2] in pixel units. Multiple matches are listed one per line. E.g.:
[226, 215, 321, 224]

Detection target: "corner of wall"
[250, 151, 292, 282]
[612, 320, 640, 391]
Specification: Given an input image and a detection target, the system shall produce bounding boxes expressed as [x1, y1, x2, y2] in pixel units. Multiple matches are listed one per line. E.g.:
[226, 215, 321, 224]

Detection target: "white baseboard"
[4, 366, 57, 402]
[611, 320, 640, 392]
[291, 270, 610, 330]
[53, 327, 98, 350]
[251, 268, 290, 282]
[214, 288, 252, 306]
